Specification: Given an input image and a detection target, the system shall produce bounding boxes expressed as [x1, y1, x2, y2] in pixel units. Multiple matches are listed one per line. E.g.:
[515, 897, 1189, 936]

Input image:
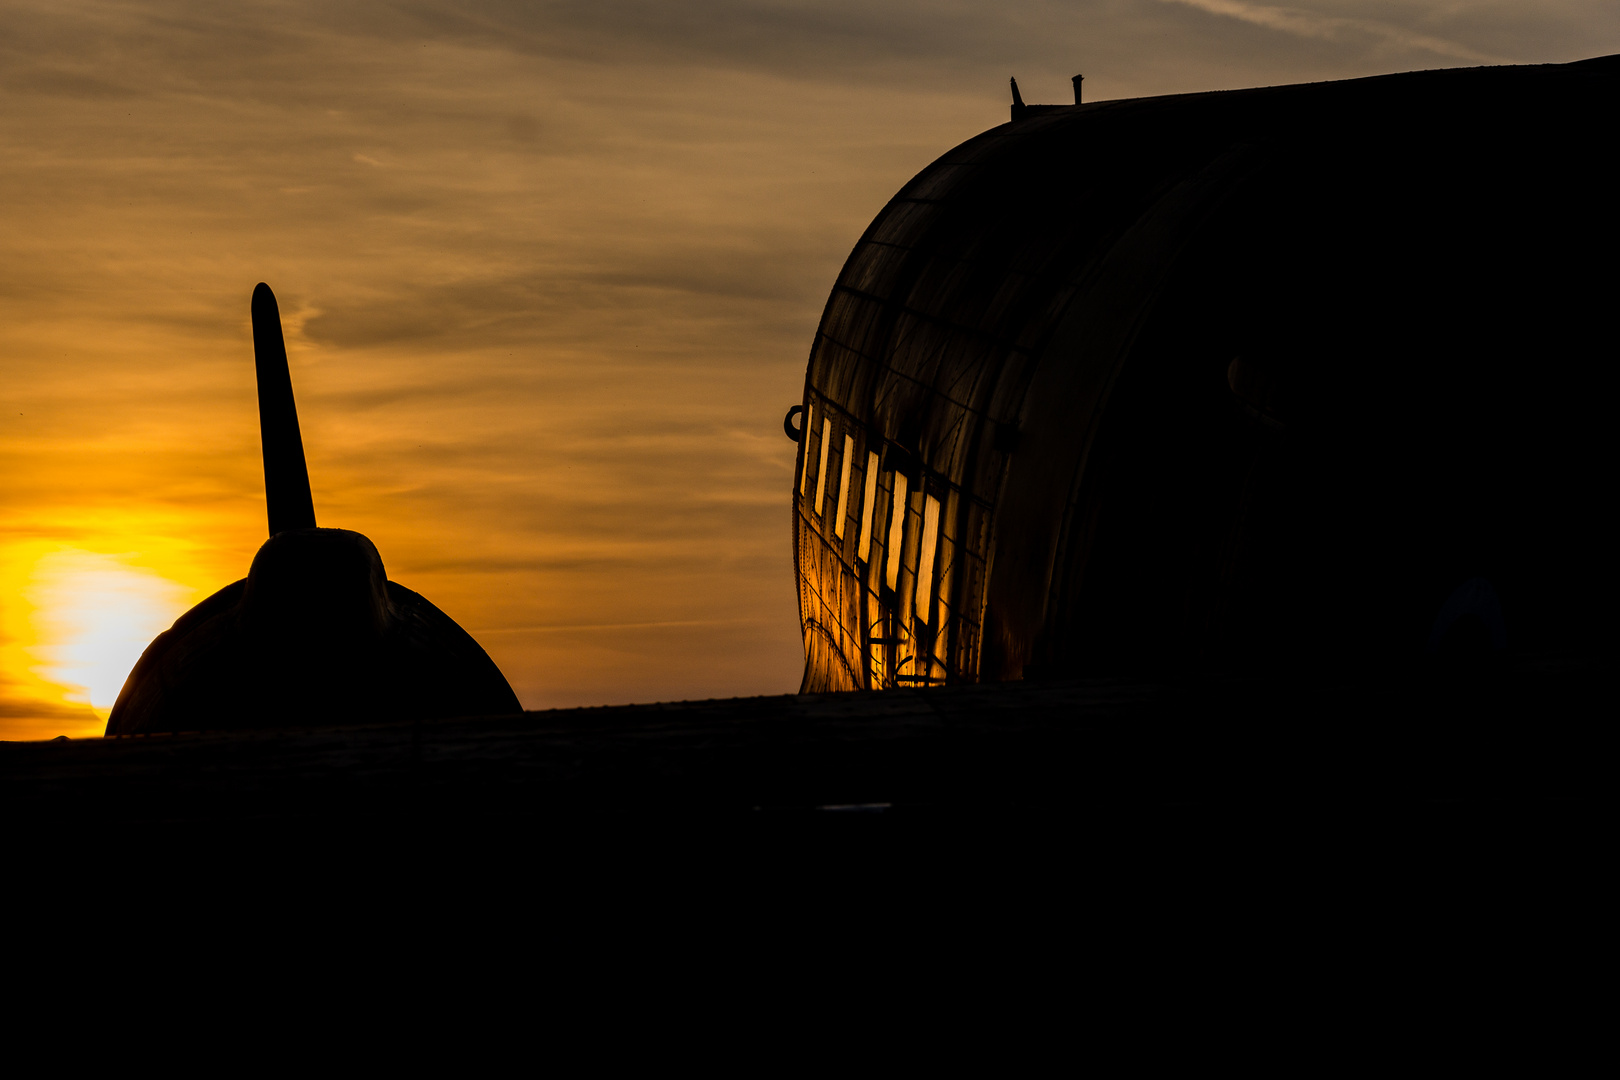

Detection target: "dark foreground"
[3, 657, 1607, 999]
[9, 657, 1610, 819]
[8, 655, 1609, 893]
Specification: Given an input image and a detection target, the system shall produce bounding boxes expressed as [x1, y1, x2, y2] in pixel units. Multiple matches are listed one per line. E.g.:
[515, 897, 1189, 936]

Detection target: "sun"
[24, 550, 194, 721]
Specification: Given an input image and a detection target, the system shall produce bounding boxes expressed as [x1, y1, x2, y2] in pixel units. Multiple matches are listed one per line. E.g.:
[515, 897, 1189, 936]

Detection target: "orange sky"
[3, 0, 1614, 738]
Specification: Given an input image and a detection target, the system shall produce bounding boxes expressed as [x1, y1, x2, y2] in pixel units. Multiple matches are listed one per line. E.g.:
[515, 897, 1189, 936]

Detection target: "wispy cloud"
[1158, 0, 1511, 64]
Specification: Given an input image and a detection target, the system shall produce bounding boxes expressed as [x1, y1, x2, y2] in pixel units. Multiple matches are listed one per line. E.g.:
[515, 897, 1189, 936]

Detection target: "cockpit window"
[799, 406, 815, 496]
[834, 435, 855, 540]
[917, 495, 941, 624]
[858, 451, 879, 562]
[885, 472, 908, 591]
[813, 417, 832, 516]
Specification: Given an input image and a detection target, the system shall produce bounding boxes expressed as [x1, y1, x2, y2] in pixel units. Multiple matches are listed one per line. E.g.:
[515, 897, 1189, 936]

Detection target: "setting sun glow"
[27, 551, 191, 718]
[1, 539, 211, 739]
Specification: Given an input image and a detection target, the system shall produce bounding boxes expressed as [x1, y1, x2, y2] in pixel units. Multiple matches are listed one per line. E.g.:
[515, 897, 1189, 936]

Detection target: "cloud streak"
[1159, 0, 1509, 64]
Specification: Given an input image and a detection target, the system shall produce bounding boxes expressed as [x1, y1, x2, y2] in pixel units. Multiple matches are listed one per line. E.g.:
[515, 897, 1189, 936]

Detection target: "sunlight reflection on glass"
[834, 434, 854, 540]
[885, 473, 907, 592]
[917, 494, 940, 625]
[813, 416, 832, 517]
[858, 451, 879, 563]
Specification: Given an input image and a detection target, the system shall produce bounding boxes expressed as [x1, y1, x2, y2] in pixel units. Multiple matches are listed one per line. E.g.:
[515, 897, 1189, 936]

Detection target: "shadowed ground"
[10, 655, 1607, 983]
[14, 651, 1608, 835]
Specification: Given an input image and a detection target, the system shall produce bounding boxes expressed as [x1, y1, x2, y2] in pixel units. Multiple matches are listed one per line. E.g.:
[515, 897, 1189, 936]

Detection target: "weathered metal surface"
[792, 56, 1620, 693]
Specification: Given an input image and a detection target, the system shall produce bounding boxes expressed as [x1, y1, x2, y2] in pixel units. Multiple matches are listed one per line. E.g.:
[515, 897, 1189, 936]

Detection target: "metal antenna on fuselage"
[250, 283, 317, 536]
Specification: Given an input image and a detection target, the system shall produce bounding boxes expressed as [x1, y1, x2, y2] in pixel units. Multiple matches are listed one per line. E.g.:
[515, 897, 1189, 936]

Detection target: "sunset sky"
[2, 0, 1614, 738]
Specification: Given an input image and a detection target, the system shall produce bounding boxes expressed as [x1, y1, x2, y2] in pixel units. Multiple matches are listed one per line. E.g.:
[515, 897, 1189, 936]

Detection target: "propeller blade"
[251, 282, 317, 536]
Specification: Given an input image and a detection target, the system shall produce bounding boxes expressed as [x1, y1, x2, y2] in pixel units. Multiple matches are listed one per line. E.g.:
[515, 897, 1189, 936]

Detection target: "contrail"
[1158, 0, 1511, 64]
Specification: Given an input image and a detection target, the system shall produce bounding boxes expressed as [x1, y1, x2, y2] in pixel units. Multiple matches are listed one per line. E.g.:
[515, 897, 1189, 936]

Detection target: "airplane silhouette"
[790, 54, 1620, 694]
[106, 284, 520, 735]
